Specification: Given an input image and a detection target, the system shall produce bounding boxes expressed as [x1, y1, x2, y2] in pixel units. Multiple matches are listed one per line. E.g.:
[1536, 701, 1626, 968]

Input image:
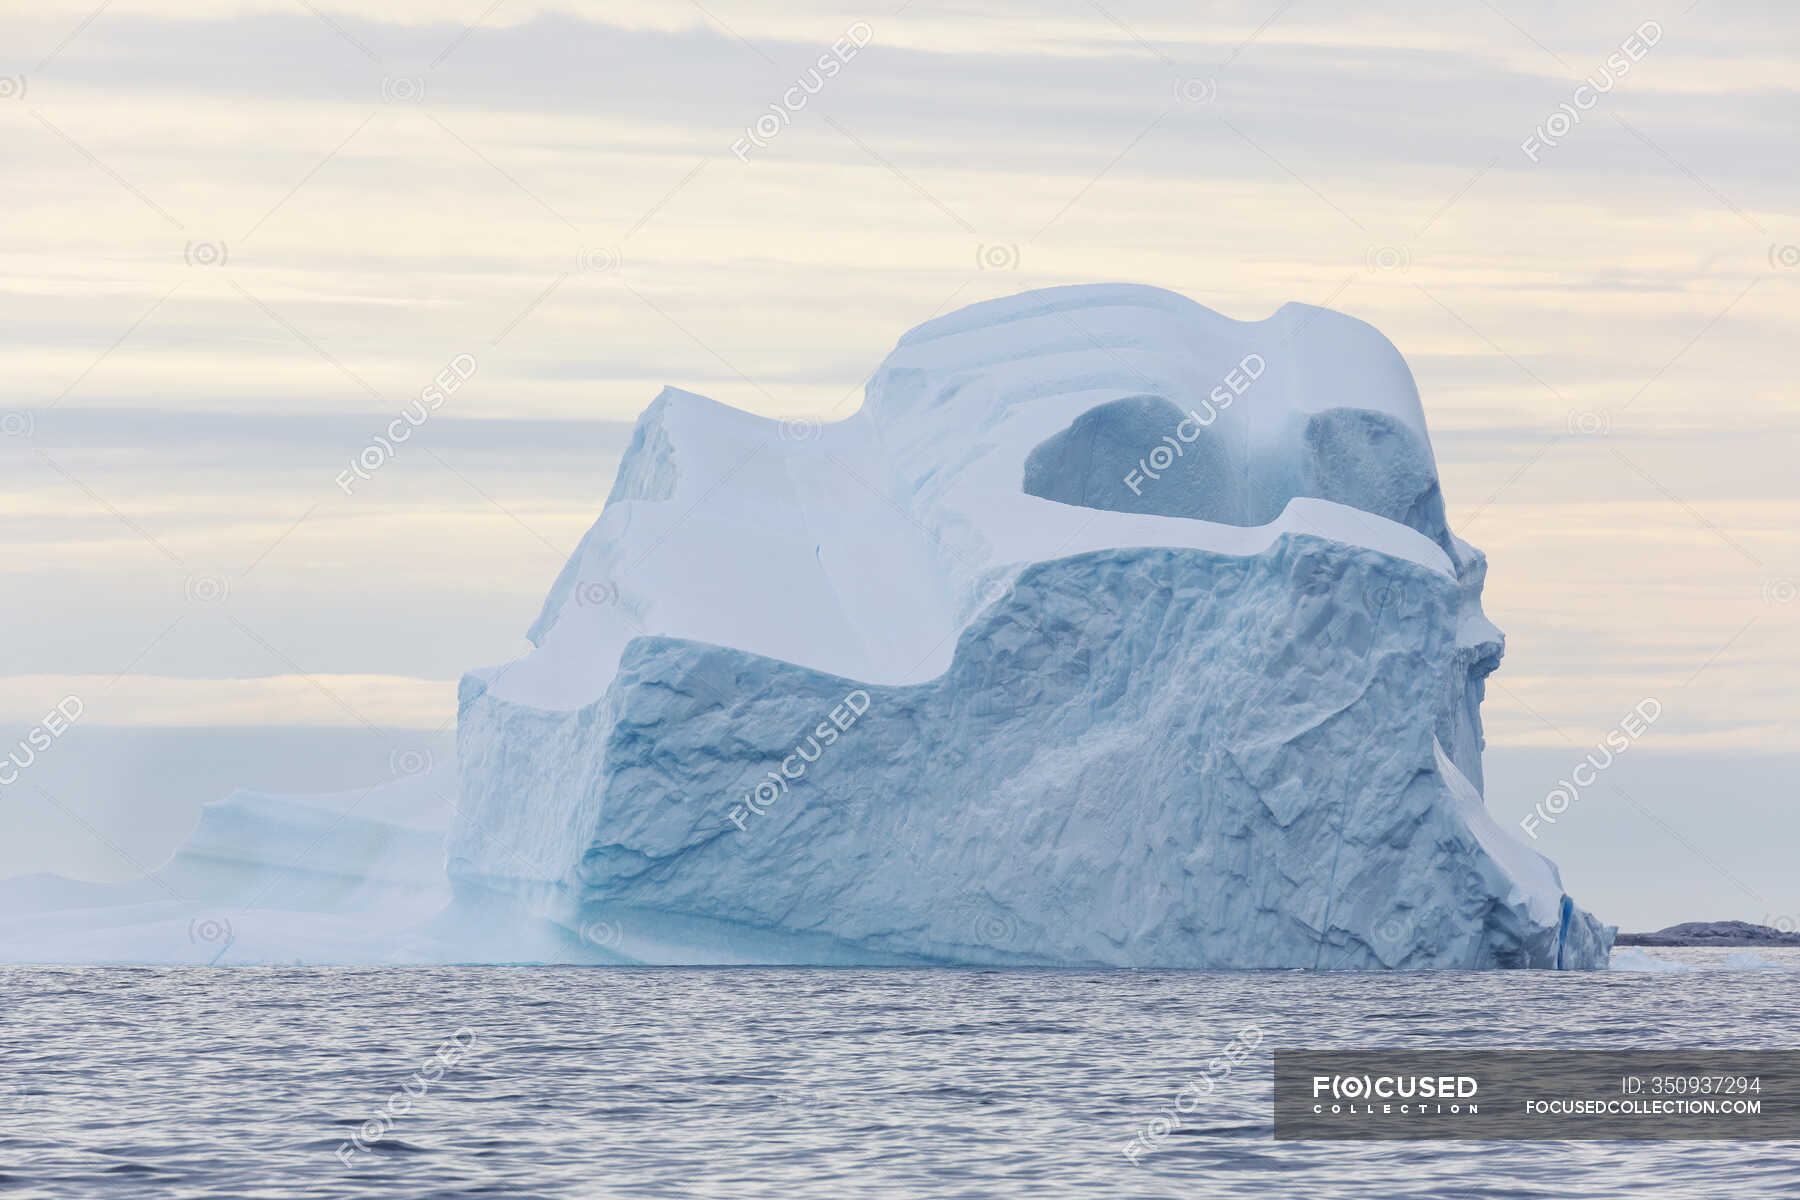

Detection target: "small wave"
[1168, 1122, 1268, 1138]
[352, 1138, 432, 1155]
[1608, 948, 1697, 973]
[1611, 947, 1799, 973]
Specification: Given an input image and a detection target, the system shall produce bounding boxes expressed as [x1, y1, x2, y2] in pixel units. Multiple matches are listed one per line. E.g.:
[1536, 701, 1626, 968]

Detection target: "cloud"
[1, 673, 456, 728]
[2, 0, 1794, 758]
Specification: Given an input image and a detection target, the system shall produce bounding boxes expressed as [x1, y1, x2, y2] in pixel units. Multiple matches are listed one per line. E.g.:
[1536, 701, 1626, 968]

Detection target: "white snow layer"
[1, 284, 1611, 968]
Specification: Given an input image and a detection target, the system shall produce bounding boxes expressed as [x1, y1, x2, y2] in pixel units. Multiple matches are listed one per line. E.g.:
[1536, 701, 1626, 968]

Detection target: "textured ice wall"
[453, 539, 1606, 967]
[445, 283, 1610, 968]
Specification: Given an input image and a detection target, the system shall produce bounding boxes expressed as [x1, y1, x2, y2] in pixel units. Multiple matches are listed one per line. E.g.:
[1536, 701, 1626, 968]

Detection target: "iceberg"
[0, 770, 458, 965]
[0, 284, 1612, 968]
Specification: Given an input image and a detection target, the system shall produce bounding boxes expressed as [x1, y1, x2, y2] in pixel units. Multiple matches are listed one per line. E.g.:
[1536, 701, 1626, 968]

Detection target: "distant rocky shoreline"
[1615, 920, 1800, 947]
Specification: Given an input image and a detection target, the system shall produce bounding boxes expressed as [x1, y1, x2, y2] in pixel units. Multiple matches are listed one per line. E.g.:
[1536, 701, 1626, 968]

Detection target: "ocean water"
[3, 954, 1798, 1198]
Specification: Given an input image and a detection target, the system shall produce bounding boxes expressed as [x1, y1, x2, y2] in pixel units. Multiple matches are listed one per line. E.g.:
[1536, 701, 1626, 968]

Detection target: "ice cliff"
[0, 283, 1611, 968]
[445, 283, 1611, 969]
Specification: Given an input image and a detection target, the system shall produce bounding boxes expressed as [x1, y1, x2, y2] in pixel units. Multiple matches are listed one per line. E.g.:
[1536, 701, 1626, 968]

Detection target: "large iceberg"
[1, 284, 1612, 968]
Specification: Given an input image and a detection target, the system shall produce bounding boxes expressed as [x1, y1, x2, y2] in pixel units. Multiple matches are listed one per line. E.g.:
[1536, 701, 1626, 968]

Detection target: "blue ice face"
[1024, 395, 1450, 555]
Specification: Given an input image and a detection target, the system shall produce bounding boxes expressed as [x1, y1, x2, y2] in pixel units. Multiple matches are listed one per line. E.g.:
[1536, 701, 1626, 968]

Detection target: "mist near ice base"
[6, 728, 1784, 935]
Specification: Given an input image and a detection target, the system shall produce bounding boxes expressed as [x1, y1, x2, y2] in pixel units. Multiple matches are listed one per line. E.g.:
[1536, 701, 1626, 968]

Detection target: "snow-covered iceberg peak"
[448, 283, 1609, 969]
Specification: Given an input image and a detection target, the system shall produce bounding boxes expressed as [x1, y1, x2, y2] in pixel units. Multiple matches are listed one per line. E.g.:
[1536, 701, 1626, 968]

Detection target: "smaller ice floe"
[1609, 947, 1698, 973]
[1722, 951, 1787, 971]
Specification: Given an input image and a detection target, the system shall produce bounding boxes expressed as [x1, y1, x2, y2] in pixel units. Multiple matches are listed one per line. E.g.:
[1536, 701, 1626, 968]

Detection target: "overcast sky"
[1, 1, 1795, 924]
